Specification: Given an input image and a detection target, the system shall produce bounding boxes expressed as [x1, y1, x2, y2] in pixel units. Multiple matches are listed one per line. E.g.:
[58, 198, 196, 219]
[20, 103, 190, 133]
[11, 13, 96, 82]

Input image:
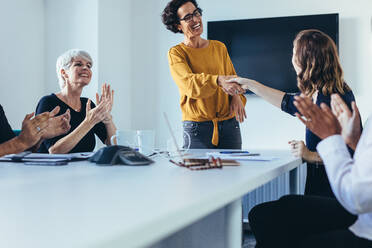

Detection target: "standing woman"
[162, 0, 247, 149]
[36, 49, 116, 153]
[230, 29, 360, 197]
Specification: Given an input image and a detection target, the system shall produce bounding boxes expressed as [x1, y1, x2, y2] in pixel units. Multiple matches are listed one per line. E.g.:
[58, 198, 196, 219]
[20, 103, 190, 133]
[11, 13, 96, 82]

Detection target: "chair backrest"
[13, 130, 21, 136]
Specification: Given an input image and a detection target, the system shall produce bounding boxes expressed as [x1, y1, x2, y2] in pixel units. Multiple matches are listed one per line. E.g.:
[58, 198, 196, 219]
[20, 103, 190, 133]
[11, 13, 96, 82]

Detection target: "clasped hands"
[85, 83, 114, 126]
[293, 93, 361, 150]
[18, 106, 71, 149]
[218, 76, 254, 95]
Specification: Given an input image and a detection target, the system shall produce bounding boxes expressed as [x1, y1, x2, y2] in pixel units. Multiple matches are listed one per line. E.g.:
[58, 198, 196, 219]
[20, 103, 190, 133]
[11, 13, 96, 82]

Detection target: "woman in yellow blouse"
[162, 0, 247, 149]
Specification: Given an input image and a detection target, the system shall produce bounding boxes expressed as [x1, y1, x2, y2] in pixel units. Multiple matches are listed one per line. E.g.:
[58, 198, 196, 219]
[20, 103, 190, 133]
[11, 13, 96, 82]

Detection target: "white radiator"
[243, 163, 307, 221]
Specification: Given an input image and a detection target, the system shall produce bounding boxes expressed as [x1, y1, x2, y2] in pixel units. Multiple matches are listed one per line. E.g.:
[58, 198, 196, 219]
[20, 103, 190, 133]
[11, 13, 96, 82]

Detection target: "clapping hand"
[42, 106, 71, 139]
[85, 98, 110, 127]
[96, 83, 114, 124]
[293, 94, 341, 139]
[18, 112, 50, 148]
[331, 94, 361, 150]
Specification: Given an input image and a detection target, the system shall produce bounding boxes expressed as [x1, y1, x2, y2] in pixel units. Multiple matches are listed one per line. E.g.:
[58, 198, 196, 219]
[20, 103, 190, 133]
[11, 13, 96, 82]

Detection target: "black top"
[35, 94, 107, 153]
[281, 89, 358, 153]
[281, 89, 361, 197]
[0, 105, 16, 144]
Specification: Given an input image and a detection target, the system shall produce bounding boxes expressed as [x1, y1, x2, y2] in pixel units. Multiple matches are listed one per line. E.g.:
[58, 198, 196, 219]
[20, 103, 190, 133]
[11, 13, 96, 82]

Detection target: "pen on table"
[239, 153, 260, 156]
[219, 152, 260, 156]
[148, 152, 157, 157]
[169, 159, 180, 166]
[219, 151, 250, 154]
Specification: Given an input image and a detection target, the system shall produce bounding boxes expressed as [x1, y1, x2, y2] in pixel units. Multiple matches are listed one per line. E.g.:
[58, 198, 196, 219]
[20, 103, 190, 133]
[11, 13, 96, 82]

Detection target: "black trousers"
[248, 195, 372, 248]
[305, 163, 335, 198]
[182, 118, 242, 149]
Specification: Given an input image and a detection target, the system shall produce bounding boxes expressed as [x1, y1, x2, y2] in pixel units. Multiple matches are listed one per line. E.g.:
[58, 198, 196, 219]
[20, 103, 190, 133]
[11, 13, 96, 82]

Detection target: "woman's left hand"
[288, 140, 311, 160]
[288, 140, 323, 164]
[96, 83, 114, 124]
[229, 95, 247, 123]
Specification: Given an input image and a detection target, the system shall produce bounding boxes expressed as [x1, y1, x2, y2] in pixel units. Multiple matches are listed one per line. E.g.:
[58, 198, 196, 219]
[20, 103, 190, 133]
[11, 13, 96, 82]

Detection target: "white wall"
[2, 0, 372, 151]
[130, 0, 159, 131]
[97, 0, 133, 131]
[44, 0, 99, 100]
[151, 0, 372, 150]
[44, 0, 133, 132]
[0, 0, 45, 129]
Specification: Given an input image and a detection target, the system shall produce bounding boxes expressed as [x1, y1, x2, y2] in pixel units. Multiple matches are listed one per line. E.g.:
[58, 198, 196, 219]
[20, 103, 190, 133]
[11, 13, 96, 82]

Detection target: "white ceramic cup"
[110, 130, 138, 148]
[137, 130, 155, 155]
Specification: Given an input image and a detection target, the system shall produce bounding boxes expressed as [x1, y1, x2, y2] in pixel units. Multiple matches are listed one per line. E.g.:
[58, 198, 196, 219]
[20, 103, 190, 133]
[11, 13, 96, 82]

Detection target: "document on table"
[23, 152, 94, 160]
[231, 156, 278, 161]
[0, 152, 94, 162]
[206, 152, 278, 161]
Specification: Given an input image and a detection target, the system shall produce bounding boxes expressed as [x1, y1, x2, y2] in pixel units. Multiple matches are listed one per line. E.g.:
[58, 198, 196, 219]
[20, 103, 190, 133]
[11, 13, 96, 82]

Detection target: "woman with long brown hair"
[230, 29, 359, 197]
[232, 29, 361, 248]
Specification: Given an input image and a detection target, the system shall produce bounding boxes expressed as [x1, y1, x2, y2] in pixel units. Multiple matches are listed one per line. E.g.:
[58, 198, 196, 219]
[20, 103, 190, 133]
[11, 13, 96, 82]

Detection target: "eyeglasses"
[179, 8, 202, 23]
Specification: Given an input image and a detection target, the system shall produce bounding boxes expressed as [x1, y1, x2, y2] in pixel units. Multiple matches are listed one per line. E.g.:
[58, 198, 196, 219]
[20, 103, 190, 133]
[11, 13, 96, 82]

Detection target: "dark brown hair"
[294, 29, 350, 96]
[161, 0, 200, 33]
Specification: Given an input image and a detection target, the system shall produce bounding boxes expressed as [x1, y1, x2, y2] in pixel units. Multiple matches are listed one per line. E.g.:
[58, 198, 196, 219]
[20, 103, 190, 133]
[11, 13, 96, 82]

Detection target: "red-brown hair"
[293, 29, 350, 96]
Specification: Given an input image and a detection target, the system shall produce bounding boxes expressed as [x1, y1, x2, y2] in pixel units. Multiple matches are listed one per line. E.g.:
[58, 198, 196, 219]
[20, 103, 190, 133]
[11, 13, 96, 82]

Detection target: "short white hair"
[56, 49, 93, 89]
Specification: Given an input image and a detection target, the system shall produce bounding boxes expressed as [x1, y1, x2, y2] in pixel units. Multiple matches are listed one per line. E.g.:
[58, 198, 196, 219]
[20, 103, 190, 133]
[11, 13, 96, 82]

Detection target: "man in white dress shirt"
[293, 93, 372, 247]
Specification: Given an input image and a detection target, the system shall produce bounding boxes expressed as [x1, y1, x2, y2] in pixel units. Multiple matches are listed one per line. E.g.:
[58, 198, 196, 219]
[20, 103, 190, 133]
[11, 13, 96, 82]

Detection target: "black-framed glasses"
[179, 8, 202, 23]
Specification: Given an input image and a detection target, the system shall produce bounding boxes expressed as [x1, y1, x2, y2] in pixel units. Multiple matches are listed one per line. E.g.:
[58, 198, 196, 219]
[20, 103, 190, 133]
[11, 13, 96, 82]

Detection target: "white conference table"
[0, 149, 301, 248]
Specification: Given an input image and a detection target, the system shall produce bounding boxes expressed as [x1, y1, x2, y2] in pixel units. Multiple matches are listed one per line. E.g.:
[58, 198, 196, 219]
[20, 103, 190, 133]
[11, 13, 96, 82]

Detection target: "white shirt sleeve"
[317, 134, 372, 214]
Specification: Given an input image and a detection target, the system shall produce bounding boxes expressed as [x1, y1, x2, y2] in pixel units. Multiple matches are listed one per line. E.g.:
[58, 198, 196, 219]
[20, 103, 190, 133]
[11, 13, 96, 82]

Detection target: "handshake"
[217, 76, 254, 96]
[217, 76, 255, 123]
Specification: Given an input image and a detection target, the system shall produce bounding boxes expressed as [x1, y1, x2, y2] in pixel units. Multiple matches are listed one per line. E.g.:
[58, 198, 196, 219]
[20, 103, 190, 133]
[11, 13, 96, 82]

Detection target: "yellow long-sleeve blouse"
[167, 40, 246, 146]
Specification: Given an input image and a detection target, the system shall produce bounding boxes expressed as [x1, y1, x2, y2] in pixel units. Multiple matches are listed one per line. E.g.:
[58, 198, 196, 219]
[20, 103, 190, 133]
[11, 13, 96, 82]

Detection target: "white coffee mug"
[137, 130, 155, 155]
[110, 130, 138, 148]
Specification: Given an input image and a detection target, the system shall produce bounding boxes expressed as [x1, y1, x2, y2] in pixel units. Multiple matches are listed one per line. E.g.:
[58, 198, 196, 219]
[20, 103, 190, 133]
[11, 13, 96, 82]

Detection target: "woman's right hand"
[218, 76, 245, 95]
[226, 77, 256, 91]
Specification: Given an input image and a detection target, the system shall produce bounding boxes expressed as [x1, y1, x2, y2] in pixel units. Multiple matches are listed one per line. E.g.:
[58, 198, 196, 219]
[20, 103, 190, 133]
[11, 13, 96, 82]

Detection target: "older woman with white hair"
[35, 49, 116, 153]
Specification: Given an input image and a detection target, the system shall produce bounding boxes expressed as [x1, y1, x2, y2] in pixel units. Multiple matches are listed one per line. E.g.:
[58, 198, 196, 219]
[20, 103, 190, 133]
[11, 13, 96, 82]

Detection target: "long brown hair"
[294, 29, 350, 96]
